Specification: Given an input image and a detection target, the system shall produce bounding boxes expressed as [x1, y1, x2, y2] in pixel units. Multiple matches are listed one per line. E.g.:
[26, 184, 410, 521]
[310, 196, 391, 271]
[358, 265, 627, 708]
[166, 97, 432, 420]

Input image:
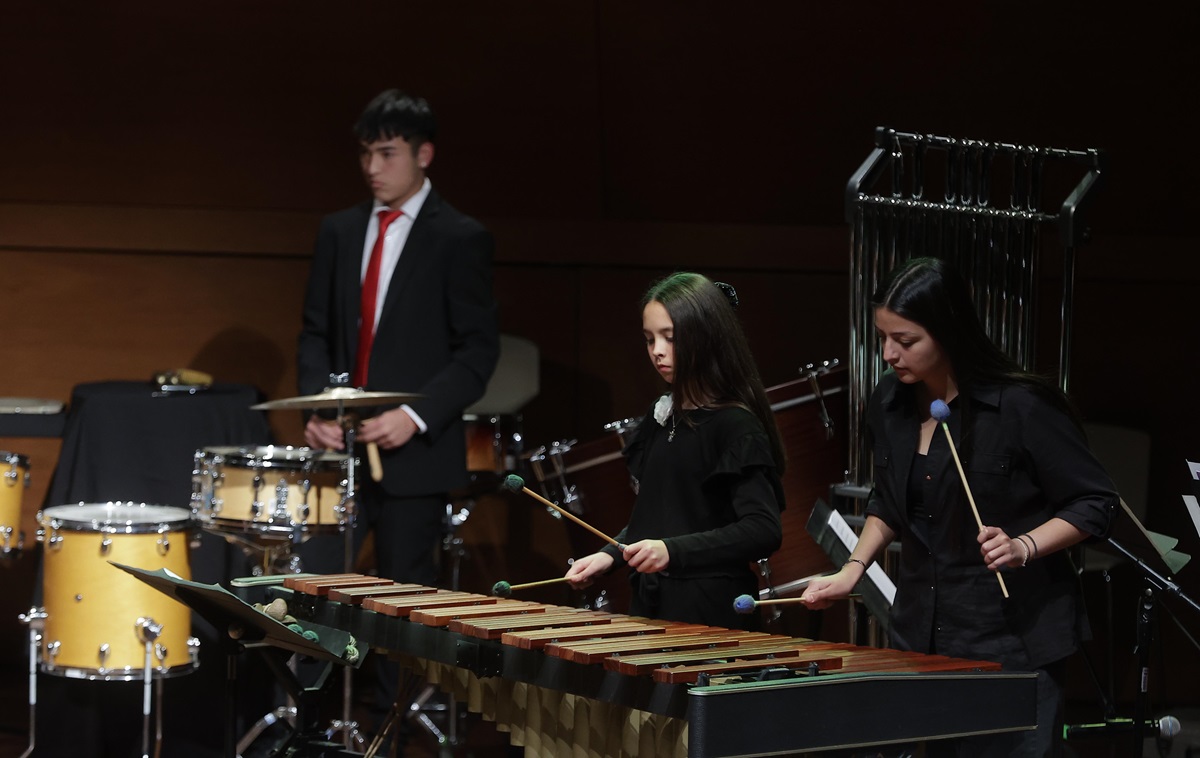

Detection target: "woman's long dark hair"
[643, 272, 786, 473]
[871, 256, 1076, 421]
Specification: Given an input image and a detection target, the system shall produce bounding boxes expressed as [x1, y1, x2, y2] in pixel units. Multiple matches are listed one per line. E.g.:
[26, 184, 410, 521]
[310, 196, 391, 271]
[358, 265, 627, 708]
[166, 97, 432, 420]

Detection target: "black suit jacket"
[297, 189, 499, 496]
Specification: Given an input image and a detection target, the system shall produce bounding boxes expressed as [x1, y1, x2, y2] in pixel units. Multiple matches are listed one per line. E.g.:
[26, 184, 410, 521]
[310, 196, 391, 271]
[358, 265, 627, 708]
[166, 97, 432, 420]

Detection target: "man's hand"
[305, 417, 345, 450]
[358, 407, 418, 450]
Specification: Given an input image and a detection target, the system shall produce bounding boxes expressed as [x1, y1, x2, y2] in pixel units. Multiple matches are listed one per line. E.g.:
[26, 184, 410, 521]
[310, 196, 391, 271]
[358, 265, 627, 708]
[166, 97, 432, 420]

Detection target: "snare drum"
[39, 502, 198, 680]
[193, 446, 350, 538]
[1, 451, 30, 554]
[526, 422, 640, 612]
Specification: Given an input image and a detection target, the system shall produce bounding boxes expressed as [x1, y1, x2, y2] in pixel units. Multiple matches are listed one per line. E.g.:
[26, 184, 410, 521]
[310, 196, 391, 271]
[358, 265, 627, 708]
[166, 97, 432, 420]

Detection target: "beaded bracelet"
[1015, 536, 1030, 567]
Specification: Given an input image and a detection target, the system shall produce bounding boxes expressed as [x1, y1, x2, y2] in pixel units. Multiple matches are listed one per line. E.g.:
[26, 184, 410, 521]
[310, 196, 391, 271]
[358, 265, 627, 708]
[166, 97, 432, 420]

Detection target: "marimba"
[280, 574, 1036, 757]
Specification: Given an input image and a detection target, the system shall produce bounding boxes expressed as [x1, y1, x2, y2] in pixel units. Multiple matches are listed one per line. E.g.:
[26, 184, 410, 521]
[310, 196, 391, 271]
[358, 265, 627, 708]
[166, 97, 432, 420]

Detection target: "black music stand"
[1067, 500, 1200, 754]
[111, 563, 364, 758]
[806, 497, 895, 633]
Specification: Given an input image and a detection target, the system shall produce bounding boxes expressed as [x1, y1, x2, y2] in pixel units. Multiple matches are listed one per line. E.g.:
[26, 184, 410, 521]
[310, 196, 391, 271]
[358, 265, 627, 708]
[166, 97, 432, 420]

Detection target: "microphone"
[1064, 715, 1181, 740]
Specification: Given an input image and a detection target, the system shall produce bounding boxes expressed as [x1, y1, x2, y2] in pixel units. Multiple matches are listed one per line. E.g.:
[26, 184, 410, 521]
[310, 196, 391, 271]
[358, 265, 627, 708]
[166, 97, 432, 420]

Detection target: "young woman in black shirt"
[802, 257, 1118, 757]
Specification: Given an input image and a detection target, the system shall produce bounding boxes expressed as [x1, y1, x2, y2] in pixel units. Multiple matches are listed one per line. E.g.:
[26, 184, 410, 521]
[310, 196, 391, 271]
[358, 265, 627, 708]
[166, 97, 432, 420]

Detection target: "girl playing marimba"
[565, 272, 786, 630]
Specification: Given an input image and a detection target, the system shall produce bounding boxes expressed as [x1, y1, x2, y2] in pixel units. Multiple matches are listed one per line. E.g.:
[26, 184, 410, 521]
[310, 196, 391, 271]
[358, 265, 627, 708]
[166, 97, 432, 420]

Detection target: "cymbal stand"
[331, 398, 362, 750]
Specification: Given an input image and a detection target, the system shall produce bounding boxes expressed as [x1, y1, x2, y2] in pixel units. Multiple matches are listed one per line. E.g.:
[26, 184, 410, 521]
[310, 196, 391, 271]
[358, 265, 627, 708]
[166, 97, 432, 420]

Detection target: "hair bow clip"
[714, 281, 739, 309]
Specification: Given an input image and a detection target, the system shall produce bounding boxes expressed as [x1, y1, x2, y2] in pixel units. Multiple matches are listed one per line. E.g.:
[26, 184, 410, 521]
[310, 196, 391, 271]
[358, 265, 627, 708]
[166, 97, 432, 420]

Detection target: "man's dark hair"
[353, 89, 437, 149]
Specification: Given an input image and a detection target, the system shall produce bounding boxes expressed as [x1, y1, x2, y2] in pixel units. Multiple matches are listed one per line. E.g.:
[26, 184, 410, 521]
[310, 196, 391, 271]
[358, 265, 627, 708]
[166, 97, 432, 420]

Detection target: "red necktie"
[353, 209, 403, 387]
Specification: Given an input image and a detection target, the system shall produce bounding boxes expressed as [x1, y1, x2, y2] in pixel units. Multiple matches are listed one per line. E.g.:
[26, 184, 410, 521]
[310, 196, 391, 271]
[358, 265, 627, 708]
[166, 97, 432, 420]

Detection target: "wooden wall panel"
[1, 0, 1198, 714]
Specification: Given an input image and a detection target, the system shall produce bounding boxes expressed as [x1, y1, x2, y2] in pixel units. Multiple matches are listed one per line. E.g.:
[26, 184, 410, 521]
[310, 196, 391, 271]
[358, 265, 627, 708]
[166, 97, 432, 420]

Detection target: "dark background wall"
[2, 0, 1198, 713]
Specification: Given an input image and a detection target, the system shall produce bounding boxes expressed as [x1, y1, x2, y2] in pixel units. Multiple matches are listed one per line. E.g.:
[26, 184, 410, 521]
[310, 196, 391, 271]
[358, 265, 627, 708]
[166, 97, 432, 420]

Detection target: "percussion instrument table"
[283, 575, 1037, 757]
[48, 381, 270, 508]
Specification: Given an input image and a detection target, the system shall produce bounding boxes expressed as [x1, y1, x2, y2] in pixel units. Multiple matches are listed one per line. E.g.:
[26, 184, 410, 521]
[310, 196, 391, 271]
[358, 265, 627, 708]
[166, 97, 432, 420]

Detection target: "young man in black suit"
[295, 88, 499, 751]
[297, 89, 499, 584]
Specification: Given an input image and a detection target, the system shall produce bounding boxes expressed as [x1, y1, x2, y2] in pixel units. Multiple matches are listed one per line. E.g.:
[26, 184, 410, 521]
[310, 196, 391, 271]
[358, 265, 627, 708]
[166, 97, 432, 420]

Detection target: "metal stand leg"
[398, 499, 472, 754]
[135, 617, 165, 758]
[17, 607, 44, 758]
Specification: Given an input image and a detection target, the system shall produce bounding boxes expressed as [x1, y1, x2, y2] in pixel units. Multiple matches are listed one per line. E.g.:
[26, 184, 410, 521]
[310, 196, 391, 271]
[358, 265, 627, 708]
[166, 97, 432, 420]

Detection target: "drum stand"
[16, 607, 44, 758]
[364, 496, 474, 758]
[18, 608, 179, 758]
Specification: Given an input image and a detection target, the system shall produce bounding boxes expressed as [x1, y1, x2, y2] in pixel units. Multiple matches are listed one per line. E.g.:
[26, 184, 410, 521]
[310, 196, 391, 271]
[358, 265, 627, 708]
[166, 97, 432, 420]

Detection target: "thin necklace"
[667, 412, 678, 442]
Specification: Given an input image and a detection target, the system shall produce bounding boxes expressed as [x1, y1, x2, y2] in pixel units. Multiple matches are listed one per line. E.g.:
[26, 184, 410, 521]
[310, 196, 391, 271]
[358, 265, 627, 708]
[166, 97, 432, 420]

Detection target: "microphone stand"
[1103, 537, 1200, 754]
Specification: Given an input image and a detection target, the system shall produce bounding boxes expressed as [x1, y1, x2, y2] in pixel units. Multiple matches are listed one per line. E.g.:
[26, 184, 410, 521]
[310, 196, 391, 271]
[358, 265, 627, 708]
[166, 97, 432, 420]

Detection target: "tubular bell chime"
[844, 126, 1105, 486]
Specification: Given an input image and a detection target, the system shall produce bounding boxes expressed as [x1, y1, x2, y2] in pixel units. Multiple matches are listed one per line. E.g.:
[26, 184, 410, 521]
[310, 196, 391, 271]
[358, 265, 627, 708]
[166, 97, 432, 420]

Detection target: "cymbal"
[252, 387, 423, 411]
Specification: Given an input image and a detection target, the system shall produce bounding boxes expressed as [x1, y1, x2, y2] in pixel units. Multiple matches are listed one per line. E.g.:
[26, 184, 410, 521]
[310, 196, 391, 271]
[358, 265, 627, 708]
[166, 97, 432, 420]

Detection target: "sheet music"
[1183, 495, 1200, 540]
[827, 507, 897, 604]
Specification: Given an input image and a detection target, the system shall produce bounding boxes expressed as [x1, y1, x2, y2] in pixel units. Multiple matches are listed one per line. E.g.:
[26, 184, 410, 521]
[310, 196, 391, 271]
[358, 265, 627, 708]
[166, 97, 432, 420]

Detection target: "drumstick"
[502, 474, 626, 550]
[930, 400, 1009, 599]
[366, 442, 383, 482]
[491, 577, 571, 598]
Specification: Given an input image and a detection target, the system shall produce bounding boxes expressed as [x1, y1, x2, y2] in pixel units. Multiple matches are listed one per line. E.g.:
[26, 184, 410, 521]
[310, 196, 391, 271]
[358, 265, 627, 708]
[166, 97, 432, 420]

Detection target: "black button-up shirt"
[864, 372, 1118, 669]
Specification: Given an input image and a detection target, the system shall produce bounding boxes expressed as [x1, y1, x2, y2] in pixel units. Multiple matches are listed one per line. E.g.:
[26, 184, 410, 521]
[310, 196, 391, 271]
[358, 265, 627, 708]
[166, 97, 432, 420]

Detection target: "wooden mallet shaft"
[509, 576, 572, 592]
[937, 421, 1010, 599]
[504, 475, 624, 549]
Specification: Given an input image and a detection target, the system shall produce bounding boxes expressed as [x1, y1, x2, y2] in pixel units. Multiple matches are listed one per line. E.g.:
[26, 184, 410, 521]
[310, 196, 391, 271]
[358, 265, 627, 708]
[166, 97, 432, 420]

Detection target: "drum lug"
[45, 640, 60, 667]
[562, 485, 584, 515]
[251, 471, 264, 519]
[211, 496, 224, 516]
[273, 479, 290, 521]
[187, 636, 201, 666]
[100, 536, 112, 554]
[98, 643, 110, 674]
[18, 607, 47, 628]
[155, 643, 168, 666]
[1, 526, 21, 554]
[156, 533, 170, 555]
[136, 617, 164, 658]
[299, 478, 313, 523]
[46, 526, 63, 551]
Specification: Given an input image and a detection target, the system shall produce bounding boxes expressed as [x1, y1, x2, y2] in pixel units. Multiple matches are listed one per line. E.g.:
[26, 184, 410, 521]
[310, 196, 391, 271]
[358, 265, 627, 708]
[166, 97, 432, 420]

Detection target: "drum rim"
[39, 660, 198, 681]
[198, 445, 349, 467]
[40, 502, 192, 532]
[202, 517, 345, 538]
